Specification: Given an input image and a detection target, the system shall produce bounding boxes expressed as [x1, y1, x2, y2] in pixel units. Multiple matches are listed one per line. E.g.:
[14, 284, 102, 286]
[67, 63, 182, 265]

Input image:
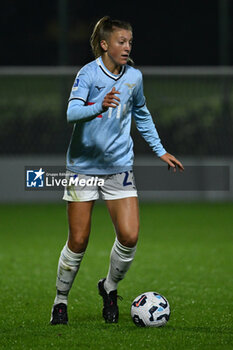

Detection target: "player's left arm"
[132, 71, 184, 172]
[160, 153, 184, 172]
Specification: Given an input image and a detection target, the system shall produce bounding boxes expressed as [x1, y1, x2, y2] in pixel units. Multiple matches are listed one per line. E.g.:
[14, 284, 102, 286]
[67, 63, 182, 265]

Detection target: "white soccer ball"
[131, 292, 170, 327]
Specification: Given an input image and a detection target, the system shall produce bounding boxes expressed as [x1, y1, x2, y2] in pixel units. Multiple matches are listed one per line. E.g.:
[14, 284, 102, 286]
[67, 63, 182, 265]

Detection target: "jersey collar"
[96, 57, 126, 81]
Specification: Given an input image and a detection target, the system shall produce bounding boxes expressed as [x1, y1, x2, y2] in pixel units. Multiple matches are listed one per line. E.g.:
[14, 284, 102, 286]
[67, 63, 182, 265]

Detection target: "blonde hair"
[90, 16, 134, 65]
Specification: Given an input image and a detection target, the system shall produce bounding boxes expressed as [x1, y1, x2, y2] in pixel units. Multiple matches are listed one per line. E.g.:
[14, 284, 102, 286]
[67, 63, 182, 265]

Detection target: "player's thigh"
[67, 201, 95, 252]
[105, 197, 139, 247]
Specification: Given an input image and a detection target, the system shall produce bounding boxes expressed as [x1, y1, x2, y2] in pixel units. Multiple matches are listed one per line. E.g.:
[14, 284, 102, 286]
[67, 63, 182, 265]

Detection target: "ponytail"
[90, 16, 134, 65]
[90, 16, 111, 58]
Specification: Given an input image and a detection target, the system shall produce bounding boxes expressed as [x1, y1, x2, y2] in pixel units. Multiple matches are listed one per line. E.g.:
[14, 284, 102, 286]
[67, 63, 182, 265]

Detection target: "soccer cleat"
[98, 278, 119, 323]
[50, 303, 68, 325]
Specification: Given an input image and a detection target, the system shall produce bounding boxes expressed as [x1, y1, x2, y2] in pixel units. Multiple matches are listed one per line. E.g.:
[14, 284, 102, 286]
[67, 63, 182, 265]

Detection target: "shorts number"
[123, 171, 133, 187]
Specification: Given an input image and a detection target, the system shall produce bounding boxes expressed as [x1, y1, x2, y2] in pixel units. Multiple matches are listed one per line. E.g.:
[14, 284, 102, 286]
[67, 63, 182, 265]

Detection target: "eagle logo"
[125, 83, 136, 89]
[125, 83, 136, 96]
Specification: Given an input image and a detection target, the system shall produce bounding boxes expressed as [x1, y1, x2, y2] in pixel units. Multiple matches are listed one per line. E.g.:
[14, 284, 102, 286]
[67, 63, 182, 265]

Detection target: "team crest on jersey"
[72, 78, 80, 91]
[125, 83, 136, 95]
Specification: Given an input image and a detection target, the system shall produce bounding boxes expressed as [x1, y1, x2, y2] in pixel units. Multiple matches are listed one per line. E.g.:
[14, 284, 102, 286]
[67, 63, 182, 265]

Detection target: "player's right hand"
[102, 87, 120, 111]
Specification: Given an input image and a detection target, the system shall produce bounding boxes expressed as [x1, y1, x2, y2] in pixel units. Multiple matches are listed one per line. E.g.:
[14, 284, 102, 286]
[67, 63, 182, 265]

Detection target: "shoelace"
[107, 294, 123, 306]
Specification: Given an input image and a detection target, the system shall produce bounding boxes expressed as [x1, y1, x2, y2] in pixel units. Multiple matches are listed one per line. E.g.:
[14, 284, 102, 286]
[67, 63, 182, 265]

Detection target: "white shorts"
[63, 170, 138, 202]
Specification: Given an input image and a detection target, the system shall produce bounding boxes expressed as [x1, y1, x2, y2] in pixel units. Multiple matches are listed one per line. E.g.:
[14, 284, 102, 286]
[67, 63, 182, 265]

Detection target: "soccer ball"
[131, 292, 170, 327]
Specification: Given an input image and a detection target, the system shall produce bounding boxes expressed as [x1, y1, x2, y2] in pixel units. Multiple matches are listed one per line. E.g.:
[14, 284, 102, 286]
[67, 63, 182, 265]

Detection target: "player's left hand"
[160, 153, 184, 172]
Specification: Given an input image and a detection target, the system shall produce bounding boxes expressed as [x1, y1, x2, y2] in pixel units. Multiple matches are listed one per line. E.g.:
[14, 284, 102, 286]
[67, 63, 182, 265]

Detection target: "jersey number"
[107, 103, 129, 119]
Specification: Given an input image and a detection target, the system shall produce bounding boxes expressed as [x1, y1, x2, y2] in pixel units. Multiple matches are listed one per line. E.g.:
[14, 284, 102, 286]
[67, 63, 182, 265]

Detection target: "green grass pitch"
[0, 202, 232, 350]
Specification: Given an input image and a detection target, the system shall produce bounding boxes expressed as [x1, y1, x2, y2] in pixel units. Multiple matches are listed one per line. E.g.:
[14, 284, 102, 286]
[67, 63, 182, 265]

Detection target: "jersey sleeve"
[132, 71, 167, 157]
[132, 70, 146, 108]
[67, 99, 103, 123]
[67, 65, 103, 122]
[68, 65, 91, 104]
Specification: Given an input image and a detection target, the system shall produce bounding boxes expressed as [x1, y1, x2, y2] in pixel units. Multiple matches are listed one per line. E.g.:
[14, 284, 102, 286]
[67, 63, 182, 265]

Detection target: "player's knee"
[68, 232, 89, 253]
[118, 230, 139, 248]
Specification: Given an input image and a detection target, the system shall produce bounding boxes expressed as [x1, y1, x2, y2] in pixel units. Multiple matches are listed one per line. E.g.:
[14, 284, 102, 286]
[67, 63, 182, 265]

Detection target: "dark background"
[1, 0, 232, 67]
[0, 0, 232, 157]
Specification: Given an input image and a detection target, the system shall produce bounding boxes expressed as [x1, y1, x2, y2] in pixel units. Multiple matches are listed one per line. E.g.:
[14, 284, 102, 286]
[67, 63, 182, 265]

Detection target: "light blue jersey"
[66, 57, 166, 175]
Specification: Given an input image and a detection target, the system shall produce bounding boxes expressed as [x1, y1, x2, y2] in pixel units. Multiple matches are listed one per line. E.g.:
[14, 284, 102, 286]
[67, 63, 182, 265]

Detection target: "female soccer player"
[50, 16, 184, 325]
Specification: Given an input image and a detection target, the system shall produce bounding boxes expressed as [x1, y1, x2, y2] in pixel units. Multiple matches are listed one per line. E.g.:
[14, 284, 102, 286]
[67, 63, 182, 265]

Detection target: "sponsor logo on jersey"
[95, 85, 105, 91]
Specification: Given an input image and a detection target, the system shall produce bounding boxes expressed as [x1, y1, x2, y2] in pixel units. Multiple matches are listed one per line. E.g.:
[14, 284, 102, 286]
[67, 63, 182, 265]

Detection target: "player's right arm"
[102, 87, 120, 111]
[67, 99, 103, 123]
[67, 67, 120, 123]
[67, 67, 101, 122]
